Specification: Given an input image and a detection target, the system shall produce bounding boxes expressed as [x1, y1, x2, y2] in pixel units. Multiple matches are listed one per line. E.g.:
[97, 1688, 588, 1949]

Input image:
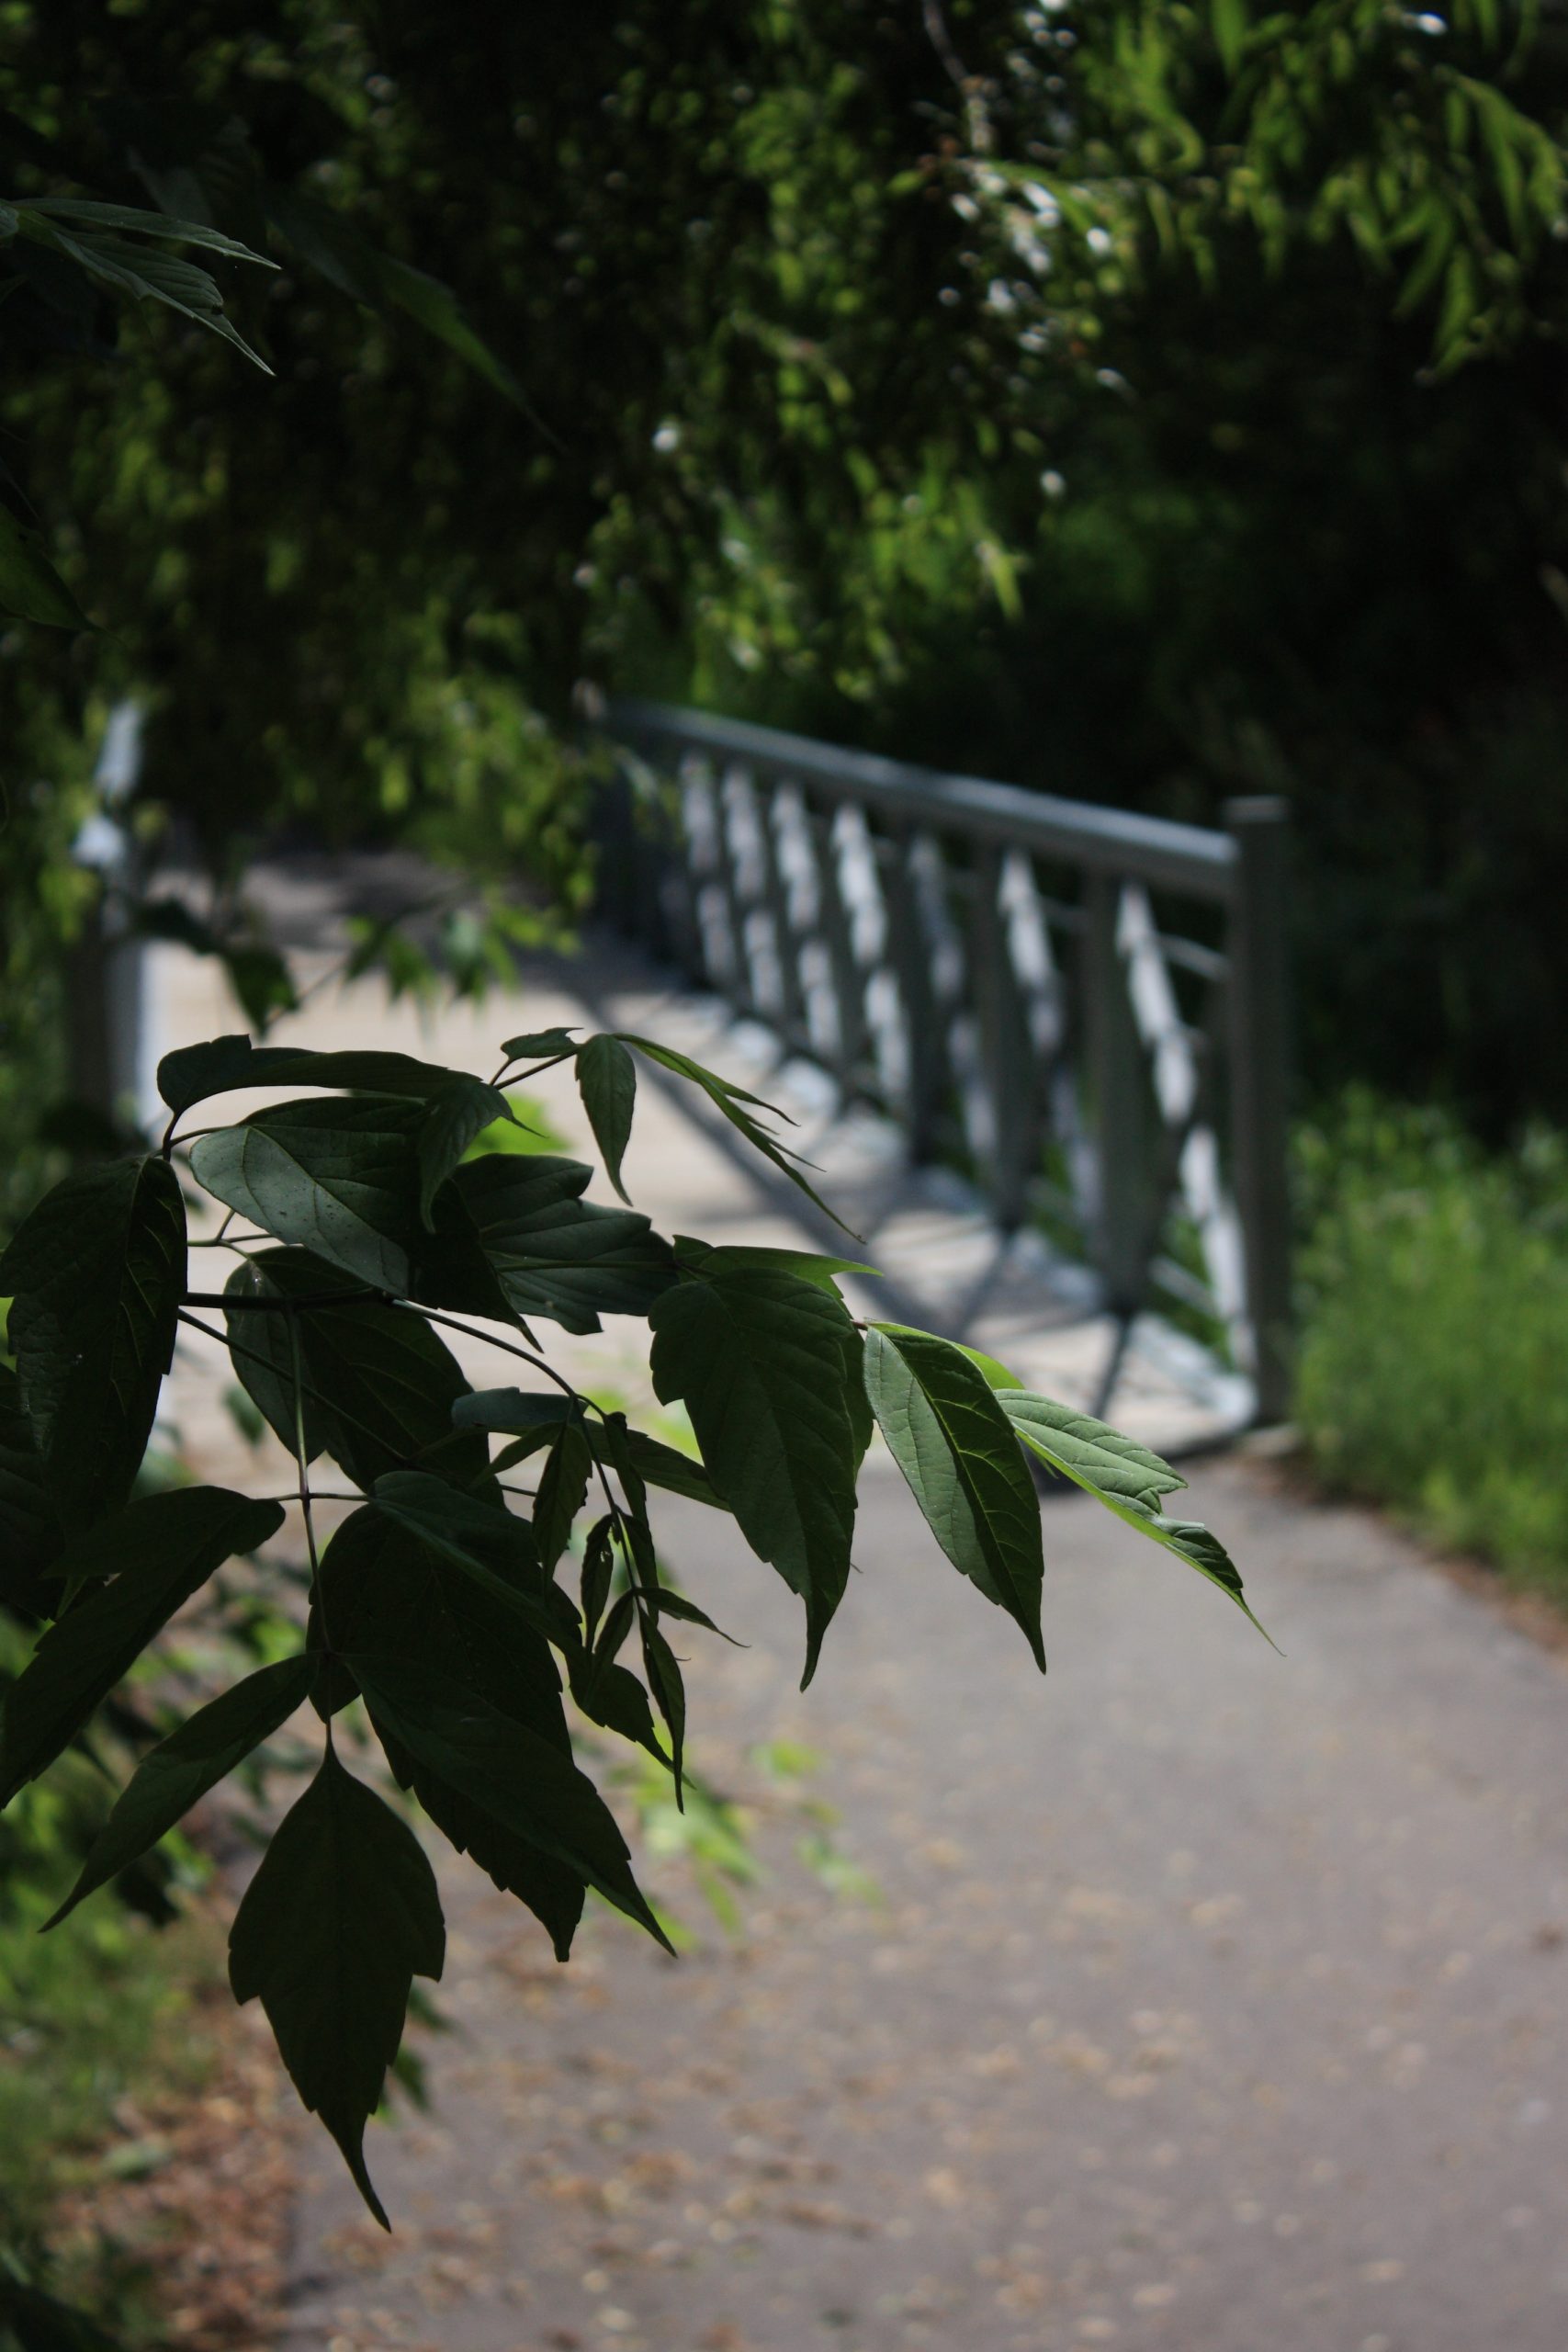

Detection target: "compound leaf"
[228, 1747, 445, 2228]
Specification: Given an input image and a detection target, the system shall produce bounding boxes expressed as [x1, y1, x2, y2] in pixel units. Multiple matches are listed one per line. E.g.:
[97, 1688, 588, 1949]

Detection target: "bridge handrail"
[611, 698, 1238, 904]
[600, 696, 1291, 1422]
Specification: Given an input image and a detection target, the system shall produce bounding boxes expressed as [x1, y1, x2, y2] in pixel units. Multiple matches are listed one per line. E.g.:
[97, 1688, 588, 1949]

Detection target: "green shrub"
[1296, 1093, 1568, 1601]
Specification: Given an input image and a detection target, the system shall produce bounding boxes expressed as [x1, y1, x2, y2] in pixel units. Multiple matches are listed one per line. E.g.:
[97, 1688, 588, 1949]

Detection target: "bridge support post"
[1225, 796, 1293, 1423]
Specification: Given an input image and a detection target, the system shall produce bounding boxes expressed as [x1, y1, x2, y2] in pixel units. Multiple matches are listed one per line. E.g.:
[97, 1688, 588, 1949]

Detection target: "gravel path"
[144, 904, 1568, 2352]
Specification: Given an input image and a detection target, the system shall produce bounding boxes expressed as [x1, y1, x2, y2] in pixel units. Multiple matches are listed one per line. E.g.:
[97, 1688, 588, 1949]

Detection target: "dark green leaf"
[415, 1078, 512, 1229]
[0, 1487, 285, 1806]
[350, 1655, 671, 1950]
[863, 1325, 1045, 1670]
[536, 1423, 593, 1572]
[317, 1503, 584, 1955]
[451, 1387, 584, 1435]
[499, 1027, 581, 1061]
[378, 254, 527, 408]
[997, 1389, 1269, 1637]
[229, 1746, 445, 2228]
[0, 1157, 185, 1532]
[24, 196, 274, 264]
[0, 503, 96, 629]
[157, 1034, 481, 1119]
[640, 1617, 686, 1798]
[642, 1587, 739, 1643]
[649, 1268, 859, 1684]
[190, 1097, 422, 1292]
[672, 1238, 877, 1292]
[46, 1657, 316, 1928]
[616, 1428, 724, 1510]
[0, 1361, 62, 1613]
[0, 2268, 130, 2349]
[455, 1154, 677, 1331]
[618, 1035, 856, 1235]
[576, 1035, 637, 1202]
[579, 1515, 615, 1644]
[368, 1472, 561, 1647]
[223, 1251, 491, 1492]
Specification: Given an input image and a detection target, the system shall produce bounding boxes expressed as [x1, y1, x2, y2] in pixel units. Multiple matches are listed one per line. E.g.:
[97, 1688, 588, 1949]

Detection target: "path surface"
[144, 896, 1568, 2352]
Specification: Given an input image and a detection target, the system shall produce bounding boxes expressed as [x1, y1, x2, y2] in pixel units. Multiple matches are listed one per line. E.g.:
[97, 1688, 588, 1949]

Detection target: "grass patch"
[1295, 1094, 1568, 1604]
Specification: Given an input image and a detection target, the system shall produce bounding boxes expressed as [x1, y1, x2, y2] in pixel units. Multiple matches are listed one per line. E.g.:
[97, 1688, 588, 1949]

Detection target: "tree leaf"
[192, 1098, 423, 1293]
[0, 1487, 285, 1806]
[349, 1655, 672, 1951]
[0, 1157, 185, 1532]
[24, 196, 276, 264]
[671, 1238, 877, 1292]
[367, 1472, 563, 1647]
[454, 1153, 677, 1330]
[222, 1251, 491, 1492]
[415, 1077, 512, 1229]
[451, 1387, 584, 1435]
[619, 1428, 724, 1510]
[499, 1027, 581, 1060]
[617, 1035, 856, 1235]
[0, 502, 96, 628]
[46, 1656, 317, 1928]
[640, 1616, 686, 1799]
[317, 1504, 585, 1956]
[157, 1034, 484, 1119]
[993, 1391, 1188, 1513]
[576, 1035, 637, 1202]
[863, 1325, 1045, 1670]
[0, 1361, 62, 1613]
[536, 1423, 593, 1572]
[649, 1267, 859, 1684]
[997, 1389, 1270, 1638]
[228, 1746, 445, 2228]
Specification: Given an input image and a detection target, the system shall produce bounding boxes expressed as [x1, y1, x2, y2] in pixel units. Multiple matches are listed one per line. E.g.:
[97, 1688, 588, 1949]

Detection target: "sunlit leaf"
[863, 1325, 1045, 1669]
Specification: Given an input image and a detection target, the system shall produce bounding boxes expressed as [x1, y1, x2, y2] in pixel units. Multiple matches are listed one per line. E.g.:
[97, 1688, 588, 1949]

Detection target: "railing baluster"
[1083, 875, 1153, 1316]
[880, 824, 946, 1159]
[971, 844, 1039, 1227]
[806, 799, 869, 1086]
[1225, 797, 1293, 1421]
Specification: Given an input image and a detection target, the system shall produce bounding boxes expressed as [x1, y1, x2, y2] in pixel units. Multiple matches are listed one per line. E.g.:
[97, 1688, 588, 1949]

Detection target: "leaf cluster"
[0, 1015, 1258, 2223]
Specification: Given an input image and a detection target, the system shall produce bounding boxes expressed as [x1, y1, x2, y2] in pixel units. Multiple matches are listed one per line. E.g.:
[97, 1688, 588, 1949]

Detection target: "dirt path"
[145, 911, 1568, 2352]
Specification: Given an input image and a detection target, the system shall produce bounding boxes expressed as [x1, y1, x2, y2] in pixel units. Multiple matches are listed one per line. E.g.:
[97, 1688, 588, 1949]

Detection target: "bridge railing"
[598, 697, 1292, 1420]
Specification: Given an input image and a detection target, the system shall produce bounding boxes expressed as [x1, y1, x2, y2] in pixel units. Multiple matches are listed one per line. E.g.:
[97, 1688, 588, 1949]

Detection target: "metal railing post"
[1083, 874, 1150, 1315]
[1224, 796, 1293, 1421]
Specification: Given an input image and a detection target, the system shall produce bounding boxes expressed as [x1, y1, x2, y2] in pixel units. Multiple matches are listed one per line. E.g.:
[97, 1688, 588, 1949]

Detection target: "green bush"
[1296, 1094, 1568, 1600]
